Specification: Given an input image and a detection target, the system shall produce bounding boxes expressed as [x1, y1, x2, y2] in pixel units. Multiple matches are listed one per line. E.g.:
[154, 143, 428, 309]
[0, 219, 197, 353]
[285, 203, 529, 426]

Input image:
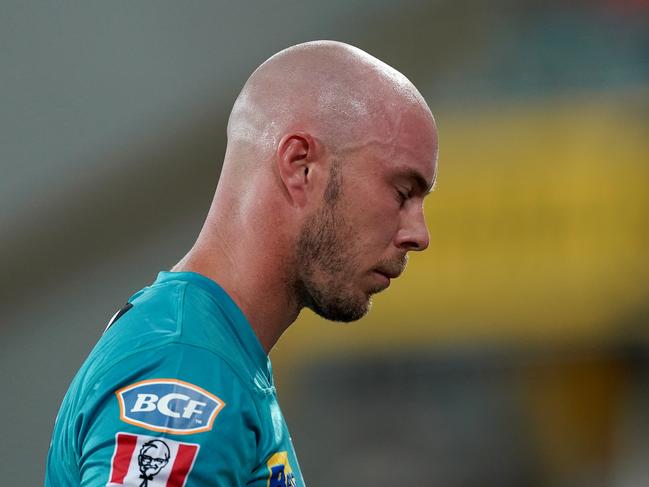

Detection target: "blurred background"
[1, 1, 647, 485]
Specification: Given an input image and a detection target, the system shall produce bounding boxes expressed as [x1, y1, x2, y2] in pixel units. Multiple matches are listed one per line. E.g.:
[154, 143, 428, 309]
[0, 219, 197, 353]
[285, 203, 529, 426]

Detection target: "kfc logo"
[137, 439, 170, 486]
[107, 433, 199, 487]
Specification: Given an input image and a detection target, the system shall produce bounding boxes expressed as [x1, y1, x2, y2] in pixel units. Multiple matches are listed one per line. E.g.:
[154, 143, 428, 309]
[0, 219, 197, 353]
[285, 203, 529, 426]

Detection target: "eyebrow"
[400, 168, 436, 196]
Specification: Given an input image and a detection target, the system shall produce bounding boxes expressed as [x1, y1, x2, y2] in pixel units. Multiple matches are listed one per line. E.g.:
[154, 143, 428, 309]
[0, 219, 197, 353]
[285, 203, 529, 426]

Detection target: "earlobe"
[276, 132, 320, 207]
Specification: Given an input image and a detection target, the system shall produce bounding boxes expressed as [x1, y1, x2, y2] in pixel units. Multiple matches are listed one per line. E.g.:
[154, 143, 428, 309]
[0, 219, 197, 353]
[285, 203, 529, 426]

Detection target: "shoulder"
[90, 277, 254, 387]
[74, 344, 265, 486]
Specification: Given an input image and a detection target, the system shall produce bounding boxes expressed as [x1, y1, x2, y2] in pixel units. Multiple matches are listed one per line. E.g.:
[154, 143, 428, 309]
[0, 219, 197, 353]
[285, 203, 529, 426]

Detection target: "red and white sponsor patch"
[107, 432, 199, 487]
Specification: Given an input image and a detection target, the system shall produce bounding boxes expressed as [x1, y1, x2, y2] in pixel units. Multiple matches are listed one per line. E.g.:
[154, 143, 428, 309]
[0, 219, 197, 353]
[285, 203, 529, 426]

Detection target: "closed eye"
[395, 188, 410, 207]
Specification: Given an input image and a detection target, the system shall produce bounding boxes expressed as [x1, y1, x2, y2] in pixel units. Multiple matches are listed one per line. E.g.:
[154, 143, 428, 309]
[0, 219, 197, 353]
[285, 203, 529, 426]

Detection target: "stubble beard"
[293, 161, 373, 323]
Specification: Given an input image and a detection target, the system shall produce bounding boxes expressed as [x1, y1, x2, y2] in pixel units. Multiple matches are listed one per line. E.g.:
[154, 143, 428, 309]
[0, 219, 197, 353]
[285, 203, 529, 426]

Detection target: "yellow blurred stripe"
[273, 93, 649, 366]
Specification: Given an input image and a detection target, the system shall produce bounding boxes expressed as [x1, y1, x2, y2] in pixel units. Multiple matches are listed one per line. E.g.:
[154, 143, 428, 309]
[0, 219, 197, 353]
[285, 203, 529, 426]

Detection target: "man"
[137, 440, 170, 486]
[46, 40, 438, 486]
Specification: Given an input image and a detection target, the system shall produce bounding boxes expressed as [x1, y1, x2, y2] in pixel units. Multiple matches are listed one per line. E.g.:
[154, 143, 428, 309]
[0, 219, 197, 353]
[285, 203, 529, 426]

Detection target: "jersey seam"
[87, 338, 270, 399]
[88, 281, 272, 397]
[183, 281, 270, 380]
[178, 282, 275, 396]
[176, 281, 187, 336]
[177, 282, 273, 396]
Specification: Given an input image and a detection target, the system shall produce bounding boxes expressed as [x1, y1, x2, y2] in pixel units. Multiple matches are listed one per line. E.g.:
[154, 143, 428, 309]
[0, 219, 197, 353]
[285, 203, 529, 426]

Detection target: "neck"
[171, 224, 300, 354]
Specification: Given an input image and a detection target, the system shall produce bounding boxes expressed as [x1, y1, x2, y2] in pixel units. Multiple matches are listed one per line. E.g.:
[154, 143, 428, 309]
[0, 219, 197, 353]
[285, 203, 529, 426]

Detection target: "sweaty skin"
[173, 40, 438, 353]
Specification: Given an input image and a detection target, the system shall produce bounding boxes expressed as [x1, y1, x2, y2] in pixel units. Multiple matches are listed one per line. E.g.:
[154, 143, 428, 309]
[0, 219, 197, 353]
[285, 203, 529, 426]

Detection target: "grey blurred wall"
[1, 1, 441, 484]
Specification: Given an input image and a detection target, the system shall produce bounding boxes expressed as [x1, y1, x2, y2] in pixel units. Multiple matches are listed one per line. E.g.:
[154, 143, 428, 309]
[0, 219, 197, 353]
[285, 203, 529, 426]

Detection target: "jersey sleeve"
[75, 342, 261, 487]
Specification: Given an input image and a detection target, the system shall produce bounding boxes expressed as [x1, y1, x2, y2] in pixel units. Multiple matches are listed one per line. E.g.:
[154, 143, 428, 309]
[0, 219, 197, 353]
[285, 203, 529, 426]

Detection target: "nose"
[394, 203, 430, 251]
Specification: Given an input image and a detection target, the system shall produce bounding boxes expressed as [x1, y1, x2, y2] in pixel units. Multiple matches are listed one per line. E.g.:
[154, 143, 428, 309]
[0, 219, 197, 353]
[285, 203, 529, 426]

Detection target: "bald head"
[226, 40, 434, 160]
[178, 41, 438, 346]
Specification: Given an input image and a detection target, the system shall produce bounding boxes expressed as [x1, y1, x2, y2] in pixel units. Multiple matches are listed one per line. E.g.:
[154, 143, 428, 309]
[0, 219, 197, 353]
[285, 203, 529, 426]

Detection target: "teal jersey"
[46, 271, 304, 487]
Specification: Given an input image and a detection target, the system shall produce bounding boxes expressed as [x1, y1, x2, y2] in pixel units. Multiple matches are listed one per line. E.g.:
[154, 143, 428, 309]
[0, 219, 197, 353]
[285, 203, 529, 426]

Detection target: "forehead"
[143, 444, 163, 455]
[361, 110, 438, 187]
[400, 105, 436, 157]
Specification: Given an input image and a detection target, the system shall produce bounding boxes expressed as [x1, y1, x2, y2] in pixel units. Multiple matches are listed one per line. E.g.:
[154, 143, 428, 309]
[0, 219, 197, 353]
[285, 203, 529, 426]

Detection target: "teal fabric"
[46, 271, 303, 486]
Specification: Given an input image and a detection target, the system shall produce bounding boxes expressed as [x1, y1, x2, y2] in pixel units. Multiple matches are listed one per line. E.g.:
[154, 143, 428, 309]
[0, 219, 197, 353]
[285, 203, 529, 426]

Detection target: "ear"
[276, 131, 321, 207]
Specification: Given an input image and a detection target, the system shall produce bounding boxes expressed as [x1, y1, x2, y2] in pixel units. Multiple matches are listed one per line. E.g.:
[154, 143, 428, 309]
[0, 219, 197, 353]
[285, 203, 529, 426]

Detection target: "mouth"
[371, 271, 391, 292]
[370, 261, 405, 292]
[374, 267, 401, 280]
[372, 269, 400, 290]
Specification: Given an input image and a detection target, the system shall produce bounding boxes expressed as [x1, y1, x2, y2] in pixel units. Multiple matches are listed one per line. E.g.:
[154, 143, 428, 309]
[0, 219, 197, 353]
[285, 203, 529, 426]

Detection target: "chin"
[312, 293, 372, 323]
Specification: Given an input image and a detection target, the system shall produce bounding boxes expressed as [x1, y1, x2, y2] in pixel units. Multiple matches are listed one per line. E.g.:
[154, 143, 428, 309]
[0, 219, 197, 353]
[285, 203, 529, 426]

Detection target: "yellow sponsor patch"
[267, 451, 296, 487]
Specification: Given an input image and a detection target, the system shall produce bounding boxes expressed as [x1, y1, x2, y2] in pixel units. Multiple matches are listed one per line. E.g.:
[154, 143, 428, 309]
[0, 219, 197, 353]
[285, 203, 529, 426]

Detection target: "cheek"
[350, 193, 400, 244]
[340, 171, 401, 245]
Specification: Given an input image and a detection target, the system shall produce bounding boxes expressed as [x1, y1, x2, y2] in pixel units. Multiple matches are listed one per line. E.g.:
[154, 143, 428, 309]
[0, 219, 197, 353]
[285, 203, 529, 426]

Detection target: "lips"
[374, 268, 401, 280]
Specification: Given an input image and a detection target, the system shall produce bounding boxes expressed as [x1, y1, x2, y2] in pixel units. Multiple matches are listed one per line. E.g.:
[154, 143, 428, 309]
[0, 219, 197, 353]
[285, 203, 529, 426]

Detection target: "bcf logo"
[116, 379, 225, 434]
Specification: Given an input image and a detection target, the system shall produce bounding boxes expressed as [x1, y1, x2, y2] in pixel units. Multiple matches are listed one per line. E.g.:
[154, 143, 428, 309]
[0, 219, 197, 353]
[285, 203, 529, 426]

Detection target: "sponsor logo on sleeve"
[116, 379, 225, 434]
[267, 451, 296, 487]
[107, 432, 199, 487]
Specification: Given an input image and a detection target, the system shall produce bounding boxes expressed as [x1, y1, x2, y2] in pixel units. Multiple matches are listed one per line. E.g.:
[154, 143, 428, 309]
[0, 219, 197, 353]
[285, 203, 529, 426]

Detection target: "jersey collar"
[154, 271, 271, 383]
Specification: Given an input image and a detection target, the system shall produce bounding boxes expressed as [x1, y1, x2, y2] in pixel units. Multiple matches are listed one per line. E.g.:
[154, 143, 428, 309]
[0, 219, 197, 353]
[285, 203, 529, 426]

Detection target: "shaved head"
[179, 40, 438, 348]
[226, 40, 434, 160]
